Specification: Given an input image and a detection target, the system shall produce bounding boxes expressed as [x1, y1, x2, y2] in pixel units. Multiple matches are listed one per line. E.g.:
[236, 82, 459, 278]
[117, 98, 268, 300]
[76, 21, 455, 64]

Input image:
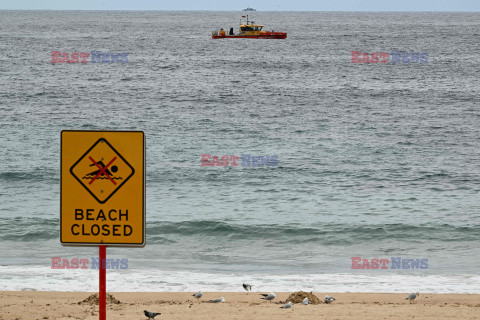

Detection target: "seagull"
[144, 310, 161, 319]
[324, 295, 336, 304]
[302, 297, 310, 305]
[260, 292, 276, 303]
[243, 283, 252, 293]
[192, 291, 203, 302]
[280, 301, 293, 309]
[406, 292, 419, 303]
[209, 297, 225, 303]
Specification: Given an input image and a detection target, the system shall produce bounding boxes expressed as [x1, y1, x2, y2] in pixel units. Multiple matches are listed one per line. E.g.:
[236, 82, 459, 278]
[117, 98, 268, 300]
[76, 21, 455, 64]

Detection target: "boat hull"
[212, 32, 287, 39]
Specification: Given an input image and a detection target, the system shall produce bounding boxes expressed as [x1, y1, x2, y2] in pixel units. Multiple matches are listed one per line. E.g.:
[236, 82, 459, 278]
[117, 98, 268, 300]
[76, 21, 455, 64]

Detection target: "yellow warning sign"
[61, 131, 145, 247]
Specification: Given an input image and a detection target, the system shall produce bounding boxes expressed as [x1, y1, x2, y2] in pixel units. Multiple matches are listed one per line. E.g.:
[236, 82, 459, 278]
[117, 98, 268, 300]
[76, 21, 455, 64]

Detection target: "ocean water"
[0, 11, 479, 293]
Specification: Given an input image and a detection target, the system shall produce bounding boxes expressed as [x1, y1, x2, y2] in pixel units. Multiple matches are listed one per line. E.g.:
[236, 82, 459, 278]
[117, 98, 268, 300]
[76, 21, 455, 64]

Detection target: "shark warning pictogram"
[70, 138, 135, 204]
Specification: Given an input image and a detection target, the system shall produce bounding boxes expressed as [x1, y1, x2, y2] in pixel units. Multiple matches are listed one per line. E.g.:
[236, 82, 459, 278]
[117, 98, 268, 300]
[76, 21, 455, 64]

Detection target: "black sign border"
[70, 138, 135, 204]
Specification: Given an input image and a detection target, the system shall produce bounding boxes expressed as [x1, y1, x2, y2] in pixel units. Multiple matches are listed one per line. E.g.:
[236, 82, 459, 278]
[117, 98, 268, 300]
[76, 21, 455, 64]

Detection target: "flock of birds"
[143, 284, 420, 319]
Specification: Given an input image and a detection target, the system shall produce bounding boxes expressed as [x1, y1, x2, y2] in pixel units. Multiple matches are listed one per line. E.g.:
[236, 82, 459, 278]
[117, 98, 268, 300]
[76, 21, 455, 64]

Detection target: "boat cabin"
[239, 23, 264, 35]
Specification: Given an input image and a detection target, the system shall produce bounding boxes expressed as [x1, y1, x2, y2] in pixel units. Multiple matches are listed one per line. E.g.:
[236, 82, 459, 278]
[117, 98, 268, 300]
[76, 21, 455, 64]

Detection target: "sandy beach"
[1, 291, 479, 320]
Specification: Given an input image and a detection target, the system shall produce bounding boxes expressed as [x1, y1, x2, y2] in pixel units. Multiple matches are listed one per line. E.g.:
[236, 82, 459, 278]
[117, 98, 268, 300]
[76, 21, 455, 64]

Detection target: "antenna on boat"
[240, 14, 248, 27]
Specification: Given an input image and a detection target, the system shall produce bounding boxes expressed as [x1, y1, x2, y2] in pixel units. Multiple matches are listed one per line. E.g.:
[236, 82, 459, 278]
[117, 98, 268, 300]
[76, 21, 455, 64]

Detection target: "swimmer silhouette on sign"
[83, 156, 123, 185]
[87, 160, 119, 177]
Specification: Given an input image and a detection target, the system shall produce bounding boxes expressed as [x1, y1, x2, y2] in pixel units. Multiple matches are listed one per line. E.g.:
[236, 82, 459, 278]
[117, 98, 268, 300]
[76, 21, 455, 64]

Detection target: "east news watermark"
[351, 51, 428, 63]
[51, 257, 128, 269]
[51, 51, 128, 63]
[351, 257, 428, 269]
[201, 154, 279, 167]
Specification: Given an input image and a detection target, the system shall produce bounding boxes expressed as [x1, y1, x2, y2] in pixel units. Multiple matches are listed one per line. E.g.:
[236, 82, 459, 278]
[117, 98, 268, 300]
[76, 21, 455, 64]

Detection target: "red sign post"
[99, 245, 107, 320]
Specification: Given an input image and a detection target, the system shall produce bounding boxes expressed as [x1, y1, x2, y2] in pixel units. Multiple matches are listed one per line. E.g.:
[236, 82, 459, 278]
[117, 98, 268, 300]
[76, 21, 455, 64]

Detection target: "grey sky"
[1, 0, 479, 11]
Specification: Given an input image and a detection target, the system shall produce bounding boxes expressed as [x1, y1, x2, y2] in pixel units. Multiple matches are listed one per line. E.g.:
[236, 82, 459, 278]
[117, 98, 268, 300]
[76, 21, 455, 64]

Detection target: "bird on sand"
[243, 283, 252, 293]
[209, 297, 226, 303]
[192, 291, 203, 302]
[144, 310, 161, 319]
[260, 292, 276, 303]
[405, 292, 419, 303]
[324, 295, 336, 304]
[302, 297, 310, 305]
[280, 301, 293, 309]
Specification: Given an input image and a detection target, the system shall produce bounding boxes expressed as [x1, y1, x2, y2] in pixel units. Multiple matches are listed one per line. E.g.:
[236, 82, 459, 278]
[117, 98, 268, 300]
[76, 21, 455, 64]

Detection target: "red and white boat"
[212, 15, 287, 39]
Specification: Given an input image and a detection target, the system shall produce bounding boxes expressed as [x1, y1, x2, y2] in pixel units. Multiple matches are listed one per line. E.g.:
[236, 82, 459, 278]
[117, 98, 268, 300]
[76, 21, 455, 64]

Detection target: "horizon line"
[0, 9, 479, 12]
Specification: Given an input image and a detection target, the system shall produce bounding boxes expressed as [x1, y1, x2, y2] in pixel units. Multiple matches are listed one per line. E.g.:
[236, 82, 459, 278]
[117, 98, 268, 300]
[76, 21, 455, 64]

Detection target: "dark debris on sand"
[283, 291, 323, 305]
[77, 293, 121, 305]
